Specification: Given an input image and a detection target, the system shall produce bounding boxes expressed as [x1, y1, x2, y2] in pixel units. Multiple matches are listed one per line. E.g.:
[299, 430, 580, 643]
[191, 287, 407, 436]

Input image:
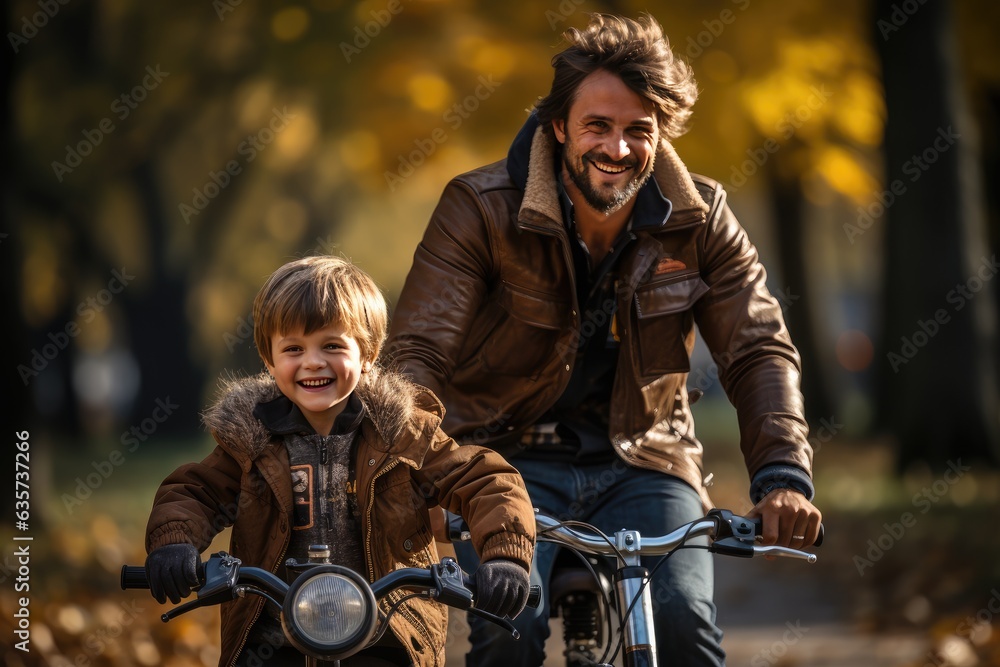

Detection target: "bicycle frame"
[534, 510, 818, 667]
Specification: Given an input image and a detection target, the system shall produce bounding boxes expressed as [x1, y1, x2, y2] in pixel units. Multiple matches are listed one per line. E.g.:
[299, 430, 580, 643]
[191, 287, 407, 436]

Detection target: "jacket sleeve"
[413, 427, 535, 570]
[692, 196, 815, 489]
[145, 443, 243, 554]
[385, 179, 494, 397]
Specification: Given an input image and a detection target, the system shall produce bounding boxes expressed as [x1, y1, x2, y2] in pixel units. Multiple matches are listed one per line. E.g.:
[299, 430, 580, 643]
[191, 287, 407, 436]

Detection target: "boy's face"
[264, 321, 367, 435]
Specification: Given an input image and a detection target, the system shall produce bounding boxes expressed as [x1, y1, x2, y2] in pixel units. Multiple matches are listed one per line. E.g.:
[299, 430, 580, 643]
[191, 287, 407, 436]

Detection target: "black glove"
[474, 559, 530, 619]
[146, 543, 200, 604]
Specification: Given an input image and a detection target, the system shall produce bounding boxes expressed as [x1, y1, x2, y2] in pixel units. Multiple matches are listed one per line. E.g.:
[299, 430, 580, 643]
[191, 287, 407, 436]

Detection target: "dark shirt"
[522, 161, 673, 462]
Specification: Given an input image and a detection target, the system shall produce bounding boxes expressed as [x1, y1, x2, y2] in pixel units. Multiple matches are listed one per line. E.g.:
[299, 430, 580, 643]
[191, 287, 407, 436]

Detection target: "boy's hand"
[474, 559, 530, 619]
[146, 543, 200, 604]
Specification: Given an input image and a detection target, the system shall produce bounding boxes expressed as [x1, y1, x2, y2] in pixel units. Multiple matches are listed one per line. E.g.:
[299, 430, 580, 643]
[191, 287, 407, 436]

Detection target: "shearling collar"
[201, 367, 440, 464]
[507, 112, 709, 233]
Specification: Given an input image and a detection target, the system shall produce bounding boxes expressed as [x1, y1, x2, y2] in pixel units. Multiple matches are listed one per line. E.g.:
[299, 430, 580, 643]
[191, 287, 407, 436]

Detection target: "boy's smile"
[265, 321, 367, 435]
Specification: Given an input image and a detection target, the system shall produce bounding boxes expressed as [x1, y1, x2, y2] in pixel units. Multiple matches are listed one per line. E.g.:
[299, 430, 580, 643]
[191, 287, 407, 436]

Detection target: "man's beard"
[564, 148, 655, 215]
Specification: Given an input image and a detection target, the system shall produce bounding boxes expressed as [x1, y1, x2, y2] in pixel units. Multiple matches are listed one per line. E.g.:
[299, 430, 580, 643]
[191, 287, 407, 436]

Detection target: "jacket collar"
[202, 367, 442, 468]
[506, 112, 708, 234]
[252, 392, 365, 436]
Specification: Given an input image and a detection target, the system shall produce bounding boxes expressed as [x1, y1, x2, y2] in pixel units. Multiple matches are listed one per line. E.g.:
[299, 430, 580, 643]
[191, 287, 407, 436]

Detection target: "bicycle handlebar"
[122, 556, 541, 612]
[533, 510, 822, 563]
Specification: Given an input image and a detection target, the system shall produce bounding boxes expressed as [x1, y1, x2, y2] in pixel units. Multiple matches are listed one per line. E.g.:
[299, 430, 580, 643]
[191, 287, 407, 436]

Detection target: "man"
[385, 13, 821, 666]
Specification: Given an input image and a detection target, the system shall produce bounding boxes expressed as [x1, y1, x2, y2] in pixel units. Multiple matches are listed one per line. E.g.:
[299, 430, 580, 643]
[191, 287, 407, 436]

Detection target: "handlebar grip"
[747, 520, 825, 547]
[462, 574, 542, 610]
[121, 565, 149, 590]
[526, 584, 541, 609]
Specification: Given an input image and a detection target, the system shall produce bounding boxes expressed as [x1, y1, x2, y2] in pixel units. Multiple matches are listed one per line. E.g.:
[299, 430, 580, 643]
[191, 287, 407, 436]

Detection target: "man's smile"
[590, 159, 630, 175]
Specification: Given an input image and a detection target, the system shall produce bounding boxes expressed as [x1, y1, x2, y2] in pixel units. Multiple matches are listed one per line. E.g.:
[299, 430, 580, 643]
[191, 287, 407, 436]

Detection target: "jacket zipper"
[230, 450, 292, 667]
[229, 534, 289, 667]
[364, 457, 436, 664]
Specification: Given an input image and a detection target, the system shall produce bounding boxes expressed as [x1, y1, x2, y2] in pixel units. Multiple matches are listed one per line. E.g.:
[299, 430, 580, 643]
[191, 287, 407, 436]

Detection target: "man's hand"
[747, 489, 822, 549]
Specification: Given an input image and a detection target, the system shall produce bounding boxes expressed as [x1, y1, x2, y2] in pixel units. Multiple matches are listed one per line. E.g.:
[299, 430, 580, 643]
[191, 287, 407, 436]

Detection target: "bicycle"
[450, 509, 823, 667]
[122, 546, 540, 666]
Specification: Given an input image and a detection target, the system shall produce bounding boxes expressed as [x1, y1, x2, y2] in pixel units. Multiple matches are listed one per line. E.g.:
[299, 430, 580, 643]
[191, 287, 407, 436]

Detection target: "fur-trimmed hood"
[201, 366, 442, 463]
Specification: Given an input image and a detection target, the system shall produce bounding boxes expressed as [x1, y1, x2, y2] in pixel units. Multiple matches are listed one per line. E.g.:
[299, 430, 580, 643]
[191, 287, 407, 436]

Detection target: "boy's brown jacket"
[145, 368, 535, 667]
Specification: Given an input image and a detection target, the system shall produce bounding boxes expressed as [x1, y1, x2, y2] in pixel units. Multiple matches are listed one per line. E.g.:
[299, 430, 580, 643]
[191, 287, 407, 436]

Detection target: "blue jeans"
[455, 458, 725, 667]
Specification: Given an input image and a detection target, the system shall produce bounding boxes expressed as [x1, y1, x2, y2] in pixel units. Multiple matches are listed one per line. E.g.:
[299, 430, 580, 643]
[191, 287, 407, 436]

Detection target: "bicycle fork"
[614, 530, 657, 667]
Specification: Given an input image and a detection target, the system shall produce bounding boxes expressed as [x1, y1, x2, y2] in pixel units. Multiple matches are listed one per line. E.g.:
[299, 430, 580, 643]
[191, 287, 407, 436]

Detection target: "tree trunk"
[767, 147, 836, 428]
[874, 0, 1000, 468]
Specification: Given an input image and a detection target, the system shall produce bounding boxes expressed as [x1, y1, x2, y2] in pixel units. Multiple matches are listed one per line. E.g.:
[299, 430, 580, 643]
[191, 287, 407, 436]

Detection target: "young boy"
[144, 256, 535, 667]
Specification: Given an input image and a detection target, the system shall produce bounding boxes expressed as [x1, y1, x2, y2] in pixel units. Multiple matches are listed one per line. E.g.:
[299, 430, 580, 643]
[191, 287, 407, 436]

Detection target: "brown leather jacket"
[385, 119, 814, 505]
[146, 369, 534, 667]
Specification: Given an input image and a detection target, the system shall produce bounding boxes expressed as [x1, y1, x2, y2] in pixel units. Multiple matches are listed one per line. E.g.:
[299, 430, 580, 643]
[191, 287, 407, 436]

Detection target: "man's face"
[553, 69, 659, 215]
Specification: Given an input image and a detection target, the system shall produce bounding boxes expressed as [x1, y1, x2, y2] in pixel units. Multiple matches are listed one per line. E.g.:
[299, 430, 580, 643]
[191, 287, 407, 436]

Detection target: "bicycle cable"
[537, 518, 622, 664]
[538, 518, 627, 563]
[605, 520, 711, 666]
[368, 591, 424, 644]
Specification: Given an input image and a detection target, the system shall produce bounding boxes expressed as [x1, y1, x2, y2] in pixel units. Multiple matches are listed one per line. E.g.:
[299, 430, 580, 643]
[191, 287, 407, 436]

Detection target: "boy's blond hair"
[252, 256, 388, 367]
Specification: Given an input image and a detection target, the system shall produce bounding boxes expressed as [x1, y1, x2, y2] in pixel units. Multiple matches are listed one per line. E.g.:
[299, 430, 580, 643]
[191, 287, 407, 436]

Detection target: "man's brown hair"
[252, 256, 388, 367]
[534, 13, 698, 141]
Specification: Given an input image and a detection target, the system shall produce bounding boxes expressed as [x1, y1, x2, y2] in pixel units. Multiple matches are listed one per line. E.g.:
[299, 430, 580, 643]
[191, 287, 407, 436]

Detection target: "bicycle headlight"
[281, 565, 377, 661]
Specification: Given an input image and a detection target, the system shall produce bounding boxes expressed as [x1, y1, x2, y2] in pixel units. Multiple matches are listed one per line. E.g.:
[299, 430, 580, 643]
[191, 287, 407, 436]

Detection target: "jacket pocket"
[633, 274, 710, 377]
[479, 283, 568, 377]
[371, 473, 433, 557]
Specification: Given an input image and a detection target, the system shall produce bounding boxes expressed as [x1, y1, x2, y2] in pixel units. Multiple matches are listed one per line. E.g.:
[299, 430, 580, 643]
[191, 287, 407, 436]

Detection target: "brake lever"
[754, 545, 817, 563]
[710, 537, 756, 558]
[433, 557, 474, 610]
[161, 596, 213, 622]
[467, 607, 522, 640]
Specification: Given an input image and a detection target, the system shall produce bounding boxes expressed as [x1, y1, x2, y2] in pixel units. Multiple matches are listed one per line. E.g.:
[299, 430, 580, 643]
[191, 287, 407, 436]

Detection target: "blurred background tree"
[874, 0, 1000, 468]
[4, 1, 1000, 665]
[9, 0, 997, 473]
